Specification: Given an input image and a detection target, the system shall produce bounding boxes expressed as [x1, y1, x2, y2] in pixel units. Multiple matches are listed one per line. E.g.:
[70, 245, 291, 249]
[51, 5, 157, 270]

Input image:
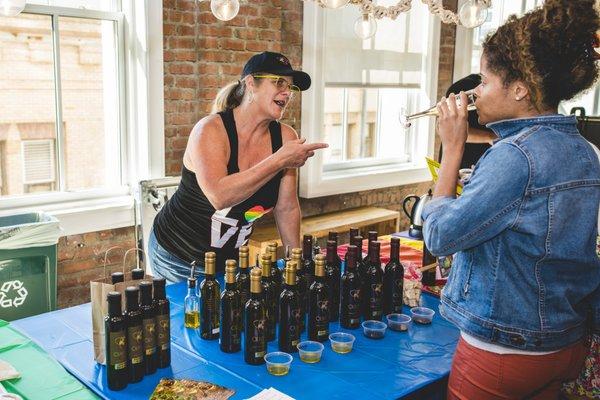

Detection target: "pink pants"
[448, 337, 589, 400]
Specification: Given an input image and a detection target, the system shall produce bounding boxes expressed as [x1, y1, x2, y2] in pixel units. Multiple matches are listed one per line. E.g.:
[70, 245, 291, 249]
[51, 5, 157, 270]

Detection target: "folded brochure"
[425, 157, 463, 196]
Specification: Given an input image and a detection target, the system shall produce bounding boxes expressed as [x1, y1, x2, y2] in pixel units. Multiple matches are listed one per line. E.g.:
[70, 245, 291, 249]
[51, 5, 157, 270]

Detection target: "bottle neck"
[390, 240, 400, 262]
[302, 241, 313, 261]
[108, 299, 122, 316]
[370, 246, 381, 265]
[125, 294, 139, 312]
[187, 286, 196, 296]
[326, 243, 337, 264]
[226, 281, 237, 290]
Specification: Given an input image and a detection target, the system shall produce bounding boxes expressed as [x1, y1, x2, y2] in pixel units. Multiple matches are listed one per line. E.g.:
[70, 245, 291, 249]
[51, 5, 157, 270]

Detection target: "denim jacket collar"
[487, 114, 578, 140]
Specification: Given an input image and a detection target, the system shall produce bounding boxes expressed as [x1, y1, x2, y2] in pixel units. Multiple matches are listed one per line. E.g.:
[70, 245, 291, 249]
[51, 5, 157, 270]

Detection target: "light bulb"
[458, 0, 488, 29]
[322, 0, 350, 9]
[210, 0, 240, 22]
[354, 13, 377, 40]
[0, 0, 26, 17]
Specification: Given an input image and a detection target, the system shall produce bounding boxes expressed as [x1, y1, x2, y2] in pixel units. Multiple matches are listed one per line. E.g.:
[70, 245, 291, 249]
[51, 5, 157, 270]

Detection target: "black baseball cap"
[446, 74, 491, 132]
[242, 51, 311, 91]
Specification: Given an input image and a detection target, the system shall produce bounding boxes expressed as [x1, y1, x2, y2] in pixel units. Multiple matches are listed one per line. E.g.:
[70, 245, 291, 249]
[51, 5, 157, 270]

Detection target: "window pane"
[58, 16, 121, 191]
[27, 0, 120, 12]
[0, 14, 58, 196]
[346, 88, 377, 160]
[323, 87, 345, 163]
[377, 89, 414, 159]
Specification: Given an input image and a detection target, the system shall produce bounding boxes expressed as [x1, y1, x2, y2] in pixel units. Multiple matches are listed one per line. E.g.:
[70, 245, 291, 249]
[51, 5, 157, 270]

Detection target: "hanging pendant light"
[458, 0, 489, 29]
[210, 0, 240, 22]
[0, 0, 26, 17]
[354, 13, 377, 40]
[322, 0, 350, 9]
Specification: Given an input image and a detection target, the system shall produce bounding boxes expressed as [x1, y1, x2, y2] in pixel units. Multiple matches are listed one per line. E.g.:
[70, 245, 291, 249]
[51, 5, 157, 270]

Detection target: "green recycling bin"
[0, 212, 61, 321]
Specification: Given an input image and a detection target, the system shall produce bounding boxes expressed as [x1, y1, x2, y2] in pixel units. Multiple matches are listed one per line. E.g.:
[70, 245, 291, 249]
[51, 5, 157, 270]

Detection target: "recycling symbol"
[0, 280, 28, 308]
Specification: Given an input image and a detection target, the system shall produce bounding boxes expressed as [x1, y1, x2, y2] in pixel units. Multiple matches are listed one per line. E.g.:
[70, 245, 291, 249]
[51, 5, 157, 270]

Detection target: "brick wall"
[54, 0, 458, 308]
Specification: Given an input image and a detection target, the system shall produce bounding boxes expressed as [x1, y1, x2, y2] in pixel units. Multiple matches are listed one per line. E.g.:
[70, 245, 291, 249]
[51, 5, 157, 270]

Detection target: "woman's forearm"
[274, 205, 301, 250]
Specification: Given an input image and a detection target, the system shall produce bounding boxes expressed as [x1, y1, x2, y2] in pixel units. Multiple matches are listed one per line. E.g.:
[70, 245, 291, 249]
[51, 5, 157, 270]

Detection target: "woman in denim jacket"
[422, 0, 600, 398]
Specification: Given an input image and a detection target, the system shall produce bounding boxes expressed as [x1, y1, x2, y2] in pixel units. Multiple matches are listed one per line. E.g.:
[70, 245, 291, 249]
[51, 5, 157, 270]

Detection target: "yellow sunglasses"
[252, 74, 301, 93]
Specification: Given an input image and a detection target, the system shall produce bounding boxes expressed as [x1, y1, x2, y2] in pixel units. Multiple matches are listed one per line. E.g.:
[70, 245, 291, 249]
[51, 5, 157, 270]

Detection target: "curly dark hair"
[482, 0, 599, 110]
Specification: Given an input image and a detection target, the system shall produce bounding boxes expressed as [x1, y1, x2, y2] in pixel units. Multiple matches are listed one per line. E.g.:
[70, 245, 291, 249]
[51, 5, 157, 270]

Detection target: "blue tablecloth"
[12, 281, 459, 399]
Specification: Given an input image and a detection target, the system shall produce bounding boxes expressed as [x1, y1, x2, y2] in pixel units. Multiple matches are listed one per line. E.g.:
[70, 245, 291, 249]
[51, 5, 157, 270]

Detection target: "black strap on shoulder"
[219, 109, 239, 173]
[268, 120, 283, 153]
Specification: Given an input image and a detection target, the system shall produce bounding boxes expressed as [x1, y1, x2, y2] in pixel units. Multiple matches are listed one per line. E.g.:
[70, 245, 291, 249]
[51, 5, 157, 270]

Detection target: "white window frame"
[299, 2, 440, 198]
[0, 1, 164, 236]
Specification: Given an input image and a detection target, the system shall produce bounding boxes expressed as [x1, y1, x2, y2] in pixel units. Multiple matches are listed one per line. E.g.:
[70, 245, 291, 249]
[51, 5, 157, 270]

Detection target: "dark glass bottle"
[111, 271, 124, 284]
[279, 260, 301, 353]
[291, 248, 307, 333]
[105, 291, 128, 390]
[153, 277, 170, 368]
[236, 246, 250, 308]
[260, 254, 276, 341]
[124, 286, 144, 383]
[301, 235, 315, 294]
[340, 245, 362, 329]
[308, 254, 330, 342]
[244, 268, 266, 365]
[348, 228, 360, 244]
[200, 252, 220, 340]
[421, 242, 437, 286]
[220, 260, 242, 353]
[359, 231, 378, 285]
[362, 241, 384, 321]
[383, 237, 405, 315]
[345, 234, 362, 264]
[131, 268, 144, 280]
[325, 240, 341, 322]
[267, 242, 282, 322]
[327, 231, 343, 267]
[364, 231, 378, 262]
[139, 281, 157, 375]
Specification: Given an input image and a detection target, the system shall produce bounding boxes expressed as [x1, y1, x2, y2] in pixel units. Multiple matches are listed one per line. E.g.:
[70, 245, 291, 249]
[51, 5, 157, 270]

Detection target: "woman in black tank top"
[150, 51, 327, 282]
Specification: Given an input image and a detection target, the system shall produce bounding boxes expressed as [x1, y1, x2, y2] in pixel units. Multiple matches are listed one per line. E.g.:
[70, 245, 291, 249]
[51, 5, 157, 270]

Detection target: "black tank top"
[153, 109, 283, 272]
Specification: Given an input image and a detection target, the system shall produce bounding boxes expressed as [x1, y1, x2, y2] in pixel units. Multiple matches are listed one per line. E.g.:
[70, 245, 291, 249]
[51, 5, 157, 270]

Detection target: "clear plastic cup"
[328, 332, 355, 354]
[386, 313, 412, 331]
[410, 307, 435, 324]
[361, 320, 387, 339]
[297, 340, 324, 363]
[264, 352, 293, 376]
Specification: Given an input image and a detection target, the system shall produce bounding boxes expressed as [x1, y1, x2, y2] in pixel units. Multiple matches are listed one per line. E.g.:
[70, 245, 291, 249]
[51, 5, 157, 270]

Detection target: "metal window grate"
[21, 140, 56, 184]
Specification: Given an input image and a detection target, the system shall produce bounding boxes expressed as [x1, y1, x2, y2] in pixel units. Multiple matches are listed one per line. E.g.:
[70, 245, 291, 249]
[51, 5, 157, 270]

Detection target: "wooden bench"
[248, 206, 401, 262]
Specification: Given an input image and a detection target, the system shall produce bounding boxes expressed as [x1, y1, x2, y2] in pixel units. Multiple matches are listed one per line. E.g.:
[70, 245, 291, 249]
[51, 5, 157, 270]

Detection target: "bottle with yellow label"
[139, 281, 158, 375]
[200, 252, 221, 340]
[105, 291, 128, 390]
[153, 277, 171, 368]
[260, 253, 276, 341]
[308, 254, 330, 342]
[237, 246, 251, 308]
[244, 268, 266, 365]
[291, 248, 307, 332]
[124, 286, 144, 383]
[220, 260, 242, 353]
[279, 260, 301, 352]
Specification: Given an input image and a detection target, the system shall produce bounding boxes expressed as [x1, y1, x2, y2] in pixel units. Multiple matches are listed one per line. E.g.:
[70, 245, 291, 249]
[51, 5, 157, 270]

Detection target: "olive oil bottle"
[124, 286, 144, 383]
[279, 261, 301, 353]
[184, 275, 199, 329]
[220, 260, 242, 353]
[291, 248, 307, 332]
[139, 281, 158, 375]
[200, 252, 220, 340]
[153, 277, 171, 368]
[383, 237, 405, 315]
[325, 240, 341, 322]
[308, 254, 330, 342]
[327, 231, 343, 267]
[105, 291, 128, 390]
[260, 254, 276, 341]
[345, 234, 363, 265]
[340, 245, 362, 329]
[244, 268, 267, 365]
[237, 246, 251, 308]
[362, 241, 384, 321]
[301, 234, 315, 293]
[267, 242, 282, 320]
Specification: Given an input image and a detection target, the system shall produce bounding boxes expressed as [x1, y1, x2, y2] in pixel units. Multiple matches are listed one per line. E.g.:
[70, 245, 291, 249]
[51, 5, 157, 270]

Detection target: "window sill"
[0, 195, 135, 237]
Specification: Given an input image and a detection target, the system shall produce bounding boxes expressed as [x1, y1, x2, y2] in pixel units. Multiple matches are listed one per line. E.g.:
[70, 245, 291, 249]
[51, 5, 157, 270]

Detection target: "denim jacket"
[422, 115, 600, 351]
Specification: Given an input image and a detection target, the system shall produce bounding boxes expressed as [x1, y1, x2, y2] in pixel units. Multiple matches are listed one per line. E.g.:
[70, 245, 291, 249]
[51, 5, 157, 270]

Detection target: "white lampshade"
[210, 0, 240, 22]
[459, 0, 489, 29]
[1, 0, 26, 17]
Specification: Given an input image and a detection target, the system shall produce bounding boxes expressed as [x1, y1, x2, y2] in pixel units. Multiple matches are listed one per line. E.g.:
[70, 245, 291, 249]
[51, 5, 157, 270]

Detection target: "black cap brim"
[269, 68, 311, 91]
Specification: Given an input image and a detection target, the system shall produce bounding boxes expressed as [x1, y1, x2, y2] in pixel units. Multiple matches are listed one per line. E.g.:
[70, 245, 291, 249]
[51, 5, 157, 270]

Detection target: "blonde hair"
[211, 80, 246, 114]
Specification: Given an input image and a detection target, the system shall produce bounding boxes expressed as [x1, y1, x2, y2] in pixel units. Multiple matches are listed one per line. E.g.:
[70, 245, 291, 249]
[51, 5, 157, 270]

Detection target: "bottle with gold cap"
[244, 268, 266, 365]
[291, 248, 307, 332]
[236, 246, 251, 308]
[278, 260, 301, 353]
[267, 242, 283, 318]
[260, 254, 276, 341]
[220, 260, 241, 353]
[308, 254, 330, 342]
[200, 252, 220, 340]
